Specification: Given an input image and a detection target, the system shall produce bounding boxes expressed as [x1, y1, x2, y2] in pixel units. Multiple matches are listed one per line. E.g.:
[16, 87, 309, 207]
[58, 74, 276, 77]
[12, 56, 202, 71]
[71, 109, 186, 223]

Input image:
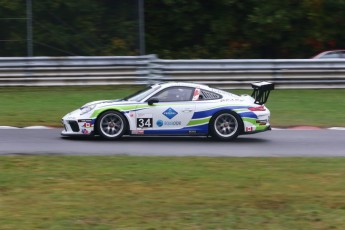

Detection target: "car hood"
[81, 99, 138, 108]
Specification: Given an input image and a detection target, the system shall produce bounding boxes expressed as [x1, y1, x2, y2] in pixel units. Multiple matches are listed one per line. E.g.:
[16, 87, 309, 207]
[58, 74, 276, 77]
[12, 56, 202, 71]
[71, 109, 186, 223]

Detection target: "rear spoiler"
[251, 82, 275, 105]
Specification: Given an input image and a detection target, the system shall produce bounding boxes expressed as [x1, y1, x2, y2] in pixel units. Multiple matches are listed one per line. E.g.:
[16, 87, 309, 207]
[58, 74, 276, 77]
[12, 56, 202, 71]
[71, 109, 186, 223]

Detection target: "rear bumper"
[241, 125, 271, 135]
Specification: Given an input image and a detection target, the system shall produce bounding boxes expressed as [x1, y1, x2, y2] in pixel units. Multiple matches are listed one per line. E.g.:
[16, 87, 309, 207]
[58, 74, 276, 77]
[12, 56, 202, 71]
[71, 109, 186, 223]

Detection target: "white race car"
[62, 82, 274, 141]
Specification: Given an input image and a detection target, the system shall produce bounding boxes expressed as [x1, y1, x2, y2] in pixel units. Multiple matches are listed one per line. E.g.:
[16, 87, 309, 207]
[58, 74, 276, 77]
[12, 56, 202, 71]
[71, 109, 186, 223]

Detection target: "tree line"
[0, 0, 344, 58]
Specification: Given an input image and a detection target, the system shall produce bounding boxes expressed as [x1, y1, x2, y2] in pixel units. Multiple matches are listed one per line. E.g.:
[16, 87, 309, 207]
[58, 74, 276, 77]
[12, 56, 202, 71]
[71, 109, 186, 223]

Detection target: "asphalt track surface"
[0, 129, 344, 156]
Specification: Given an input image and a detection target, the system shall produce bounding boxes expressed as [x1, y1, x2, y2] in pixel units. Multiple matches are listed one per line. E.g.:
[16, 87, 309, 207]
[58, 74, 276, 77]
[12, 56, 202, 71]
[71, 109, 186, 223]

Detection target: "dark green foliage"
[0, 0, 139, 56]
[146, 0, 345, 58]
[0, 0, 344, 58]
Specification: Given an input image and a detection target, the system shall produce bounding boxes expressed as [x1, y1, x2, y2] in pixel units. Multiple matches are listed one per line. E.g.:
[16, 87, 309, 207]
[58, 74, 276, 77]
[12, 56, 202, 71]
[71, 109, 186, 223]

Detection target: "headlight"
[80, 105, 95, 115]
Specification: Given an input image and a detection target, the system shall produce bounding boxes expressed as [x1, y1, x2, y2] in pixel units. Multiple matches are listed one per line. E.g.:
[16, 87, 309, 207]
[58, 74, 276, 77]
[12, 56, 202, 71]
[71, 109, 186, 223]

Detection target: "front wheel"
[96, 111, 127, 140]
[210, 111, 242, 141]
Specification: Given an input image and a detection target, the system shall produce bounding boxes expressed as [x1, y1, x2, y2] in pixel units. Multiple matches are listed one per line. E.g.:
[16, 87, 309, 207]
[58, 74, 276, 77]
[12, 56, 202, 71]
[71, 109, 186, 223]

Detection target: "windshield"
[123, 85, 160, 102]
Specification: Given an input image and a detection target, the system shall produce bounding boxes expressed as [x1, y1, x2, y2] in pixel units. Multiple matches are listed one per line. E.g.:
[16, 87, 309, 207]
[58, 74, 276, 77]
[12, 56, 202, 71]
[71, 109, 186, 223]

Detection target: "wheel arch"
[208, 109, 244, 135]
[94, 109, 130, 135]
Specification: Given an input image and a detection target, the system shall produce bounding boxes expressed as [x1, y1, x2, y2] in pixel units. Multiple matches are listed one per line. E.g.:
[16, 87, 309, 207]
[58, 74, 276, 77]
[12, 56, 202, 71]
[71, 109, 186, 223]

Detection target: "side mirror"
[148, 98, 159, 105]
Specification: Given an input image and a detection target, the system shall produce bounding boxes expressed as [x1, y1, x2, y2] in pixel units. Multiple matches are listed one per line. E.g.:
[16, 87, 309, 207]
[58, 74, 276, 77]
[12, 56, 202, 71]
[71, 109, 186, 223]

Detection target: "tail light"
[248, 105, 266, 111]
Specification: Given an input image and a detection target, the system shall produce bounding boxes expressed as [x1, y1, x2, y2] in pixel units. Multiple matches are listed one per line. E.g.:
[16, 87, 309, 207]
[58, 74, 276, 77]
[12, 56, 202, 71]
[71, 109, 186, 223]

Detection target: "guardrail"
[0, 55, 154, 86]
[151, 59, 345, 89]
[0, 55, 345, 88]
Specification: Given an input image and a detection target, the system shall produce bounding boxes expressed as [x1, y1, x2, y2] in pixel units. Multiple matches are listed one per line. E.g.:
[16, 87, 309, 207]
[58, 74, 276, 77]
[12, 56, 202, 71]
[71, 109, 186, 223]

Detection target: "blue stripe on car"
[238, 111, 258, 119]
[144, 124, 209, 135]
[192, 106, 248, 119]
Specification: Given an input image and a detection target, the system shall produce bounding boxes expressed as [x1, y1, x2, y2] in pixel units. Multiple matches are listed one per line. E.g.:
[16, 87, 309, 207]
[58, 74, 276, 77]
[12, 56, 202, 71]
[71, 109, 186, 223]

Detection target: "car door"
[135, 86, 195, 134]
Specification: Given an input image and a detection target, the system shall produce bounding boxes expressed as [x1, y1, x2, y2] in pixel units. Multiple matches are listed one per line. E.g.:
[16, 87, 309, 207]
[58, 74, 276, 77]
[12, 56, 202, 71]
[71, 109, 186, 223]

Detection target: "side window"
[340, 51, 345, 58]
[198, 89, 222, 100]
[150, 86, 194, 102]
[322, 52, 341, 58]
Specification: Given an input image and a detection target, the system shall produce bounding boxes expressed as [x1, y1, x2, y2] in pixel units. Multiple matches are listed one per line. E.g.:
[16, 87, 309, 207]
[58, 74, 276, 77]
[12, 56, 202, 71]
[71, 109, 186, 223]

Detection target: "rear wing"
[251, 82, 275, 105]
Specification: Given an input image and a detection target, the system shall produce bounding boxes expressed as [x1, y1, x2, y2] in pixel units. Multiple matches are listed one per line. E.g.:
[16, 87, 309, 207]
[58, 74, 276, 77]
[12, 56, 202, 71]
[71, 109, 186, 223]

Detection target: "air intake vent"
[201, 90, 222, 100]
[68, 121, 80, 132]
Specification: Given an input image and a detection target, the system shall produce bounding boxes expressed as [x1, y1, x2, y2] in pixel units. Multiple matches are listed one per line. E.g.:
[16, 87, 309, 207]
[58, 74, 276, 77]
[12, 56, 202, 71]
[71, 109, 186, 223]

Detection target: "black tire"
[96, 110, 127, 140]
[210, 111, 242, 141]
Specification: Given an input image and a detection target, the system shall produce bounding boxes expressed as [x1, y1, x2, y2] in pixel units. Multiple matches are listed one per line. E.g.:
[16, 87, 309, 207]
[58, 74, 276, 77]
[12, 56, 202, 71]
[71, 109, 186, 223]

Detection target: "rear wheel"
[210, 111, 242, 141]
[96, 111, 127, 140]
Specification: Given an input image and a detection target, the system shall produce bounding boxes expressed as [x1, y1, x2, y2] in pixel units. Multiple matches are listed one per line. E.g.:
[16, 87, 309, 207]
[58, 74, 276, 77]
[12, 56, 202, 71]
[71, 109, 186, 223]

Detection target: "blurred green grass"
[1, 156, 345, 230]
[0, 86, 344, 127]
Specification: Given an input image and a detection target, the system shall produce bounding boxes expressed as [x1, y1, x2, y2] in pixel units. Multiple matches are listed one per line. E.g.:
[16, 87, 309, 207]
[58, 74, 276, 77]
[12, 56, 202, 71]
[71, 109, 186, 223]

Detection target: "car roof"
[312, 49, 345, 58]
[153, 81, 211, 90]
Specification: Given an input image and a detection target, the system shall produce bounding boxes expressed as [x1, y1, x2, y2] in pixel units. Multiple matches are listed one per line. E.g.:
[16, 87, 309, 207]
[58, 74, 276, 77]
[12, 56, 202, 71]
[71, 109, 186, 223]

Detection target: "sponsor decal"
[129, 112, 135, 117]
[189, 130, 197, 134]
[220, 98, 241, 102]
[132, 130, 144, 135]
[156, 120, 181, 127]
[82, 129, 89, 134]
[78, 119, 93, 122]
[164, 121, 181, 126]
[82, 122, 93, 128]
[137, 118, 153, 128]
[246, 127, 254, 132]
[137, 113, 153, 118]
[156, 120, 164, 127]
[163, 108, 178, 119]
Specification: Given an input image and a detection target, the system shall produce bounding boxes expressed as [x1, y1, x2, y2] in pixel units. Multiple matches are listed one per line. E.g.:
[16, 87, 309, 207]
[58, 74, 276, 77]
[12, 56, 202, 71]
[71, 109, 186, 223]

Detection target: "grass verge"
[0, 86, 344, 127]
[1, 156, 345, 229]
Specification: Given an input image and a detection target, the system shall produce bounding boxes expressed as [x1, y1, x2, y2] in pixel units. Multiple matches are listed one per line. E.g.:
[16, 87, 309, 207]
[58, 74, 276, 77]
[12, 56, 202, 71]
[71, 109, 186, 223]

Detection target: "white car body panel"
[61, 82, 273, 138]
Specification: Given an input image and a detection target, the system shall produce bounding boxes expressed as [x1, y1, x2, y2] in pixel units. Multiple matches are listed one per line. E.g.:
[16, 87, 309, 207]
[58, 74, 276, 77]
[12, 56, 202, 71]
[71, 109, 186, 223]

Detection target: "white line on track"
[0, 126, 20, 129]
[0, 126, 53, 129]
[23, 126, 54, 129]
[328, 127, 345, 131]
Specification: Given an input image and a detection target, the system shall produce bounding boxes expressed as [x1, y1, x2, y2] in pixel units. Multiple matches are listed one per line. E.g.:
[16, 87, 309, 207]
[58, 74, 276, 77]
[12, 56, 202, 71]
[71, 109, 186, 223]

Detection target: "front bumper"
[61, 117, 96, 136]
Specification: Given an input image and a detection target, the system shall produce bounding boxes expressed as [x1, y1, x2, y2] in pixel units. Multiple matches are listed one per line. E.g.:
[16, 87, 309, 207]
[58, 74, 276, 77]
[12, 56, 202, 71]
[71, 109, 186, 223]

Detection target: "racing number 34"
[137, 118, 153, 128]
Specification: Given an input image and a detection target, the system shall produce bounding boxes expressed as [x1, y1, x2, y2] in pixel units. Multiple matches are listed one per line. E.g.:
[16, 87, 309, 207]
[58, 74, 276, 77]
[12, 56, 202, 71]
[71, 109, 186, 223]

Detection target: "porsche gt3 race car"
[61, 82, 274, 141]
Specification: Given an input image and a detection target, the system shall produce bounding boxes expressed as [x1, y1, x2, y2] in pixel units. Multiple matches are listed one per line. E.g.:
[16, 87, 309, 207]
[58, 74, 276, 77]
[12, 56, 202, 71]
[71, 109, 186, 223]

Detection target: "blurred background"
[0, 0, 344, 58]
